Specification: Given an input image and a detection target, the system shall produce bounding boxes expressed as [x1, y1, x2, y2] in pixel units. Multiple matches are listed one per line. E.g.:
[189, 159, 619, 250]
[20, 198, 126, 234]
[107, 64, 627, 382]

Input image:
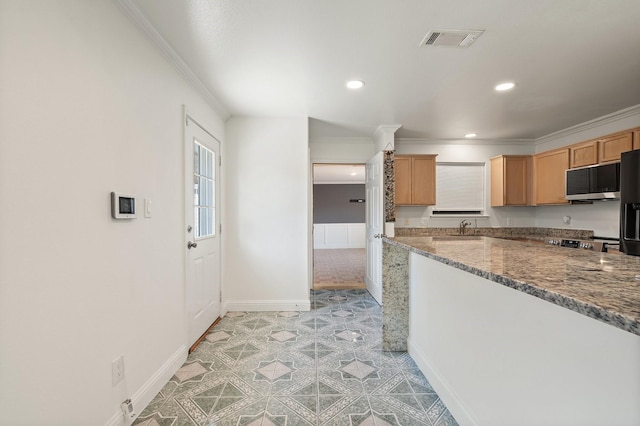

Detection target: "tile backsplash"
[394, 226, 594, 240]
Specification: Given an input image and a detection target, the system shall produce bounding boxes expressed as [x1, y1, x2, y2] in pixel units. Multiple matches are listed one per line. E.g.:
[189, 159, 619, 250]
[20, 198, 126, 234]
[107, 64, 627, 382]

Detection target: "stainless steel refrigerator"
[620, 149, 640, 255]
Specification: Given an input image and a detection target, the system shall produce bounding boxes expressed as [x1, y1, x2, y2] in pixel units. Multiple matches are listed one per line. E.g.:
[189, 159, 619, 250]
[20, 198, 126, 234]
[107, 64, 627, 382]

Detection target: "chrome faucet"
[459, 220, 471, 235]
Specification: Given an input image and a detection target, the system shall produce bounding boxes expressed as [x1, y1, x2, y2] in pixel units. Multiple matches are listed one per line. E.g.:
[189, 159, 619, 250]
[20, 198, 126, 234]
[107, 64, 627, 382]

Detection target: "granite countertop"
[384, 236, 640, 337]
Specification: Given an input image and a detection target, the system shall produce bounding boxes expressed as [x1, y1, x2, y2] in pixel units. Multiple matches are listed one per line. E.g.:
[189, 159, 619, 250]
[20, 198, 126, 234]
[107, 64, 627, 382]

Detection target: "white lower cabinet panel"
[408, 253, 640, 426]
[313, 223, 365, 249]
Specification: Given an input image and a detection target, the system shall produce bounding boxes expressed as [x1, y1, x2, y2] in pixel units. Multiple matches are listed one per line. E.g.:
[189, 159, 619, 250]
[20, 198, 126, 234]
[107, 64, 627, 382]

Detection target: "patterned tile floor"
[134, 289, 458, 426]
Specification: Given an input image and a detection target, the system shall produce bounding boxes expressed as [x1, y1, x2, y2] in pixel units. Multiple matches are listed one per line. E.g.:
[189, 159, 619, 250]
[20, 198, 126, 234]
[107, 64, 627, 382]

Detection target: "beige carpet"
[313, 248, 366, 289]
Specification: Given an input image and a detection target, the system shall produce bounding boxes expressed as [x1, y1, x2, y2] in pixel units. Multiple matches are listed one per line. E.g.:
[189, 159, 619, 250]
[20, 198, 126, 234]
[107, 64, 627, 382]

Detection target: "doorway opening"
[312, 163, 366, 290]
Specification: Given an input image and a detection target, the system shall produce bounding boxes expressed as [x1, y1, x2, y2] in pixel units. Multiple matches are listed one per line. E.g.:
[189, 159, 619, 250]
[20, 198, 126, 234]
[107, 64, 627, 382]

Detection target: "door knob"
[187, 241, 198, 249]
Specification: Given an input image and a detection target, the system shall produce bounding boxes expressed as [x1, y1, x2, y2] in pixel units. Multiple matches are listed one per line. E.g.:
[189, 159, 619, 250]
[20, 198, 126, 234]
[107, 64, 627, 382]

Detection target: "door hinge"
[219, 155, 222, 167]
[219, 290, 222, 303]
[219, 224, 222, 234]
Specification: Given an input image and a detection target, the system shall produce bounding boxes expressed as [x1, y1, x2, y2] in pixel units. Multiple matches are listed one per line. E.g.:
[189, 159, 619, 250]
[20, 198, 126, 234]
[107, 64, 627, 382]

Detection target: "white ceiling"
[128, 0, 640, 140]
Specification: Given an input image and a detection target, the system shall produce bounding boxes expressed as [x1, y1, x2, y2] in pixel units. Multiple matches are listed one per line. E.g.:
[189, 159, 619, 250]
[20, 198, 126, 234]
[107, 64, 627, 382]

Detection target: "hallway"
[313, 249, 366, 290]
[134, 289, 457, 425]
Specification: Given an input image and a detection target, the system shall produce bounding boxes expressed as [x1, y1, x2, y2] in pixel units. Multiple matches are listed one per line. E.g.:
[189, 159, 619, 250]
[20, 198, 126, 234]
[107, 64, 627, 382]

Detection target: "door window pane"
[193, 140, 216, 238]
[200, 149, 207, 179]
[193, 175, 200, 205]
[194, 144, 200, 175]
[206, 150, 213, 178]
[199, 176, 207, 206]
[199, 207, 207, 237]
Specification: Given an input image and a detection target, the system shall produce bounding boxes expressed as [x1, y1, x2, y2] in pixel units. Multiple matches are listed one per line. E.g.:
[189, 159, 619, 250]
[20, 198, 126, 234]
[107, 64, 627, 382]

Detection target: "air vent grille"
[425, 32, 440, 45]
[420, 29, 484, 48]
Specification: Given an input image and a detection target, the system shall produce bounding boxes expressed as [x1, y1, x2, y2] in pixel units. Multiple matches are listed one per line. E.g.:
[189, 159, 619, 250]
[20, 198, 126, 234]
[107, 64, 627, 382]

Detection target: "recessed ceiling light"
[495, 82, 516, 91]
[349, 171, 357, 176]
[346, 80, 365, 89]
[465, 133, 477, 138]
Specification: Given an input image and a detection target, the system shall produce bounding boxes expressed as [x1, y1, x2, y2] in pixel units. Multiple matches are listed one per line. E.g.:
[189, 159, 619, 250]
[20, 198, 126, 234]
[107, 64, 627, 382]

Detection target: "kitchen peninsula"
[382, 234, 640, 426]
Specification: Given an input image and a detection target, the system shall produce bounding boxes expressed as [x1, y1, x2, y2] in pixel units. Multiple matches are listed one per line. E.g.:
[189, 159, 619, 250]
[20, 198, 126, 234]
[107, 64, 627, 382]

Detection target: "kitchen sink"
[431, 235, 483, 241]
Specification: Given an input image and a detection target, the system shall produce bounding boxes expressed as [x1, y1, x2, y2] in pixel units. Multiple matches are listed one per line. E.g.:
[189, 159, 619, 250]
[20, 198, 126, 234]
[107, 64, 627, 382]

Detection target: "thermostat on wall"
[111, 192, 136, 219]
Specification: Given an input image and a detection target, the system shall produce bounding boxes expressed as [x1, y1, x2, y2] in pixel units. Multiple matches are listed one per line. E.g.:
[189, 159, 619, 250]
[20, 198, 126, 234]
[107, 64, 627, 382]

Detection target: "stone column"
[382, 241, 410, 351]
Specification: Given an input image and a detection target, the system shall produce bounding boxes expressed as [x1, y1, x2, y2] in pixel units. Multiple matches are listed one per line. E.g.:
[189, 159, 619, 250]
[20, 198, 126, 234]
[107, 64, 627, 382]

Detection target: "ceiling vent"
[420, 29, 484, 48]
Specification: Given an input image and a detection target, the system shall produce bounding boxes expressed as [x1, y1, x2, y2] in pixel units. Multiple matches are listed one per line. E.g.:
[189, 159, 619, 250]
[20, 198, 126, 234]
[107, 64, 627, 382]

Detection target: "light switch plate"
[144, 198, 152, 218]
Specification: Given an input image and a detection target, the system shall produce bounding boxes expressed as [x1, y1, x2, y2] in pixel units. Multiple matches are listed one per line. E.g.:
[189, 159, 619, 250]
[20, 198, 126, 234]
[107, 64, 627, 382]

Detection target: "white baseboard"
[365, 280, 382, 305]
[224, 300, 311, 312]
[407, 339, 477, 426]
[104, 345, 188, 426]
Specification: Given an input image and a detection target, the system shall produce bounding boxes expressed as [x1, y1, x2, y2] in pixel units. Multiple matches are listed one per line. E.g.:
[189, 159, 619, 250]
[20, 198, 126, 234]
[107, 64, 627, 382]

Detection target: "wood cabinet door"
[394, 156, 412, 205]
[490, 156, 505, 206]
[570, 141, 598, 168]
[491, 155, 531, 206]
[412, 156, 436, 205]
[634, 128, 640, 150]
[599, 132, 633, 163]
[534, 149, 569, 205]
[504, 156, 530, 205]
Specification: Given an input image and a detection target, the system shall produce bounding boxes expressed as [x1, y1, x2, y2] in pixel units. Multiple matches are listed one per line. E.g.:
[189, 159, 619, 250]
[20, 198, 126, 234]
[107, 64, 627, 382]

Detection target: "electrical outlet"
[112, 355, 124, 386]
[121, 399, 135, 420]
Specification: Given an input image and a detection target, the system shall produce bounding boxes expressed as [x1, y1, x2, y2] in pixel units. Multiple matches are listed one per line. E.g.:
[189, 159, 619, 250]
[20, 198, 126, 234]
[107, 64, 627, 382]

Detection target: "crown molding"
[374, 124, 403, 138]
[535, 104, 640, 146]
[113, 0, 229, 120]
[310, 137, 374, 145]
[373, 124, 402, 151]
[395, 138, 534, 146]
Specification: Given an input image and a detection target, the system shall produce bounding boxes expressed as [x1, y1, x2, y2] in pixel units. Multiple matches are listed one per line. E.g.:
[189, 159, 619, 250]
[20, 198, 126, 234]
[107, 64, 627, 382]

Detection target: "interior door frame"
[311, 162, 367, 290]
[183, 108, 222, 349]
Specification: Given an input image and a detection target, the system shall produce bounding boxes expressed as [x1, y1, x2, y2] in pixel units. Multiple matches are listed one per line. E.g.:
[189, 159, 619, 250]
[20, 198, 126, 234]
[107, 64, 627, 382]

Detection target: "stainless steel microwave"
[565, 162, 620, 201]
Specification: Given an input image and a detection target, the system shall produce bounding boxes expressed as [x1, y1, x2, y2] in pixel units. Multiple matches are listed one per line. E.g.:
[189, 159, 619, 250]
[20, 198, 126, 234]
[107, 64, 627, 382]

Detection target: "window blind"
[433, 162, 485, 213]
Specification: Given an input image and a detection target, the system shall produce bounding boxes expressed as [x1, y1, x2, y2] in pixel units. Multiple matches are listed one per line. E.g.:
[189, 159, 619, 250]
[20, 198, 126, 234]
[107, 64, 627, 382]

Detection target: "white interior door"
[365, 152, 384, 304]
[185, 116, 221, 347]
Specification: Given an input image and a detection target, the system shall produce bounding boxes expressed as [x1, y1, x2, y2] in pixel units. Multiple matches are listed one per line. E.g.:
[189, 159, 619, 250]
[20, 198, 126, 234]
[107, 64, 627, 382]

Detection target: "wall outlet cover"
[112, 355, 124, 386]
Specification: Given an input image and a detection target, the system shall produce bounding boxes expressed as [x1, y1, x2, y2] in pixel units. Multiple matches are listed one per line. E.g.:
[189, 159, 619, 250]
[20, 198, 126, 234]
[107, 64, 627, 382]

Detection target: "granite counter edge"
[382, 238, 640, 337]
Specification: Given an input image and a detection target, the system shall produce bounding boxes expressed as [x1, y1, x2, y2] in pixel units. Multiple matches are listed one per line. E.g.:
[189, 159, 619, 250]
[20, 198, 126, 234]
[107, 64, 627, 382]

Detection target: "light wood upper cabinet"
[490, 155, 532, 206]
[411, 156, 437, 205]
[534, 148, 569, 205]
[394, 154, 437, 206]
[569, 140, 598, 168]
[394, 156, 412, 205]
[634, 128, 640, 150]
[598, 131, 633, 163]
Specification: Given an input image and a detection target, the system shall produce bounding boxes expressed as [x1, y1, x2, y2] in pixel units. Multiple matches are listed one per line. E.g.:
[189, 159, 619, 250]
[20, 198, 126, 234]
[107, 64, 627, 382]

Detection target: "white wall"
[409, 253, 640, 426]
[394, 140, 536, 228]
[224, 117, 310, 311]
[533, 105, 640, 237]
[309, 137, 376, 164]
[534, 201, 620, 238]
[313, 223, 366, 249]
[0, 1, 224, 424]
